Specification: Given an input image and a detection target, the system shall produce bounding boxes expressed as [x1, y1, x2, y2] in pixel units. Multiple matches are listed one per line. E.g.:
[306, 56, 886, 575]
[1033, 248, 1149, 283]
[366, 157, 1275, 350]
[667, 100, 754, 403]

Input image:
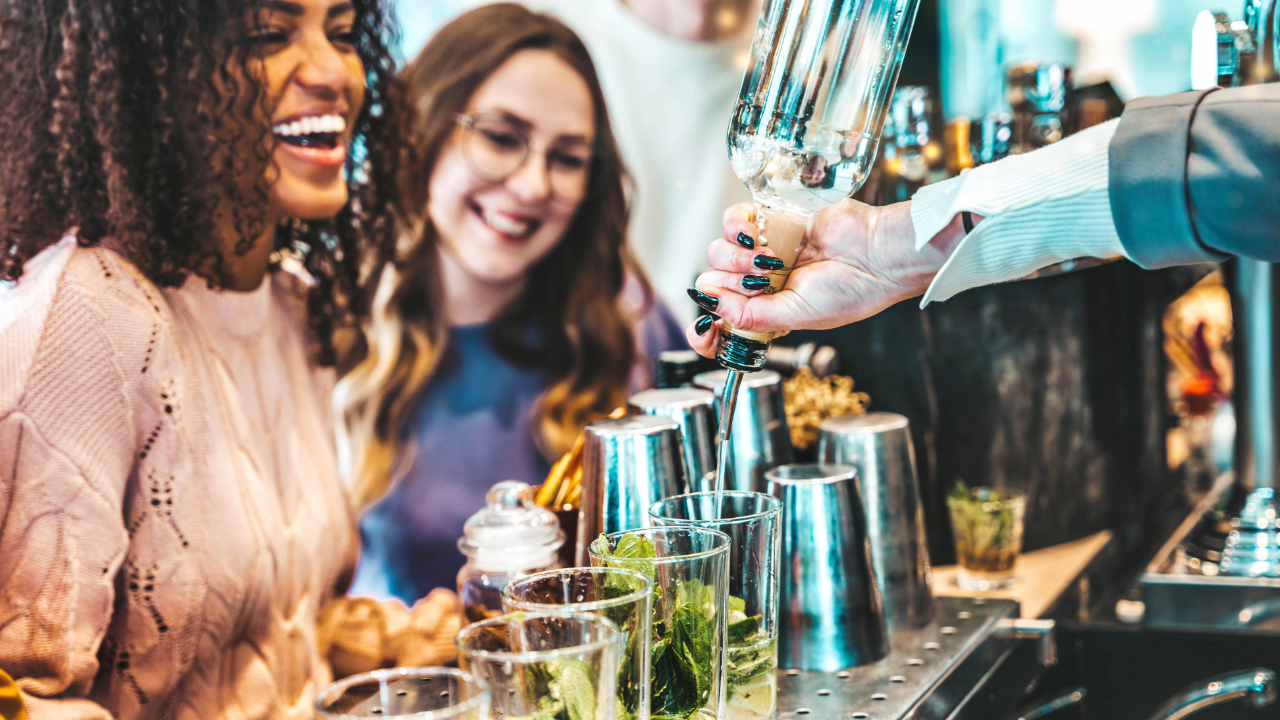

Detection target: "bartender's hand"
[684, 199, 970, 356]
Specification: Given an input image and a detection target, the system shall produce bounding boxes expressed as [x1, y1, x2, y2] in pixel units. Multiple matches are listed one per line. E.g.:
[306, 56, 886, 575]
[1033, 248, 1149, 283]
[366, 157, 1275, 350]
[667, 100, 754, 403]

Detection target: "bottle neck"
[715, 204, 809, 370]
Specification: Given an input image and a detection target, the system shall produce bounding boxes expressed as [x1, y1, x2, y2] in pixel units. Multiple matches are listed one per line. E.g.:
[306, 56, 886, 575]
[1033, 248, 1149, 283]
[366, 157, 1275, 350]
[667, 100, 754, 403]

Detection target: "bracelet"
[961, 211, 974, 235]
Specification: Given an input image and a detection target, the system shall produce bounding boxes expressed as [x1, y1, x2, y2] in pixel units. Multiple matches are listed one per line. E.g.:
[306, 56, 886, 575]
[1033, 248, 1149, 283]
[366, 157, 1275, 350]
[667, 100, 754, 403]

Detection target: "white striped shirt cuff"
[909, 118, 1131, 306]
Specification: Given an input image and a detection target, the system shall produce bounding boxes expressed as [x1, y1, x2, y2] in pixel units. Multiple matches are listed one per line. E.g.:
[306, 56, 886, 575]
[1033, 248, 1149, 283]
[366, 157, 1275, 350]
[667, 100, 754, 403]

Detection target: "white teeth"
[483, 210, 533, 236]
[272, 113, 347, 137]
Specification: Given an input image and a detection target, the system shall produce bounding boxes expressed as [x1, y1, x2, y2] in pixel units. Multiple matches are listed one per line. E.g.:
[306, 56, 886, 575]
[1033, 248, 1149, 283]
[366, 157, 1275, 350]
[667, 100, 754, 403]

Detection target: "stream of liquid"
[713, 369, 746, 520]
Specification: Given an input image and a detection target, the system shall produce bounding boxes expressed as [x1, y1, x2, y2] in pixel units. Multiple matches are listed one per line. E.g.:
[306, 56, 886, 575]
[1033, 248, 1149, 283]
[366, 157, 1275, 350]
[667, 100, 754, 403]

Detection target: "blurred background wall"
[397, 0, 1213, 106]
[940, 0, 1213, 119]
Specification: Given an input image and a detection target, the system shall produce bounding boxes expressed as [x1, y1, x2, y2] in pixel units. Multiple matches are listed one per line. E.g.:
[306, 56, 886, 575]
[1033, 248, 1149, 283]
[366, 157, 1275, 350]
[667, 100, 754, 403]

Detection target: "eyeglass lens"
[461, 116, 592, 202]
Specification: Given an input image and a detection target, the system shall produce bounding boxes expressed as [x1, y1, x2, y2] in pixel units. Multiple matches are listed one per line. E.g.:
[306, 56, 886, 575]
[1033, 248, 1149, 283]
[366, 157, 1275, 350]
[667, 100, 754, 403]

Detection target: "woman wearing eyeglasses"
[338, 4, 686, 601]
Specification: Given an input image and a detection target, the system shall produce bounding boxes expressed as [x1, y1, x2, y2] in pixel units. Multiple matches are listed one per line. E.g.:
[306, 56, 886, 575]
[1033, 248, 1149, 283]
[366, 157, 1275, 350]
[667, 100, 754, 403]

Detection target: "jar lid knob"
[487, 480, 532, 509]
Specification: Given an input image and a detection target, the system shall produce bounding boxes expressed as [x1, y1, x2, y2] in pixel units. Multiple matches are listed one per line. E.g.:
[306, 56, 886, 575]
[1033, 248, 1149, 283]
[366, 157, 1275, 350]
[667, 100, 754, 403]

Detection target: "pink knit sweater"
[0, 238, 359, 720]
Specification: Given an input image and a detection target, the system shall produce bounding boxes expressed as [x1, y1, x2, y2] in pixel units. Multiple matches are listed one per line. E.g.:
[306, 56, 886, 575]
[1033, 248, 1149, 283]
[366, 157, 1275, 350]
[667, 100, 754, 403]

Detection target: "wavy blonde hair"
[338, 4, 644, 510]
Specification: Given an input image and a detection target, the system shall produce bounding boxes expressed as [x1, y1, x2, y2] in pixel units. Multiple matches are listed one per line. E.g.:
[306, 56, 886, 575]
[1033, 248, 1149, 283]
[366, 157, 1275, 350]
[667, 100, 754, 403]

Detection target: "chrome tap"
[1146, 668, 1276, 720]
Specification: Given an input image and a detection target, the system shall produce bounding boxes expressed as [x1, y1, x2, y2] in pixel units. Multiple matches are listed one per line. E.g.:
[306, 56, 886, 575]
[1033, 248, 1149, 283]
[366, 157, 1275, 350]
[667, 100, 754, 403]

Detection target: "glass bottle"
[876, 86, 933, 206]
[1005, 62, 1072, 153]
[943, 117, 975, 177]
[972, 112, 1013, 166]
[722, 0, 923, 370]
[456, 481, 563, 624]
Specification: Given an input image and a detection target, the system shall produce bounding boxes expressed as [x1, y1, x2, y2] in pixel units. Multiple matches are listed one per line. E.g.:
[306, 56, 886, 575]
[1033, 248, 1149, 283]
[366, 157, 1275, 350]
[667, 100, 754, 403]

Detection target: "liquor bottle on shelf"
[971, 112, 1013, 166]
[1005, 62, 1073, 153]
[876, 86, 935, 206]
[943, 117, 974, 177]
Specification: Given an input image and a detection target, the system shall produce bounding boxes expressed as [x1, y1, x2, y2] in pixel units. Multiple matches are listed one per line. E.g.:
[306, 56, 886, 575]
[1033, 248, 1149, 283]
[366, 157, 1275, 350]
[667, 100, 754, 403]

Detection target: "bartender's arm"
[685, 83, 1280, 350]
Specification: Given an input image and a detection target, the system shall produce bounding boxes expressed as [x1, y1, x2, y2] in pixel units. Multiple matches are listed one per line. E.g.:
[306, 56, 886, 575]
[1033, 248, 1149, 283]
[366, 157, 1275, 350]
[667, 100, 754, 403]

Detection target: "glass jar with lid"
[457, 481, 564, 624]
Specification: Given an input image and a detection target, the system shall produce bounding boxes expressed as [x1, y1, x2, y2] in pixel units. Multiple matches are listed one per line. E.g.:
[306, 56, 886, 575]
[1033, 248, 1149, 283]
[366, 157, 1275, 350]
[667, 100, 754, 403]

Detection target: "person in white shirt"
[682, 83, 1280, 349]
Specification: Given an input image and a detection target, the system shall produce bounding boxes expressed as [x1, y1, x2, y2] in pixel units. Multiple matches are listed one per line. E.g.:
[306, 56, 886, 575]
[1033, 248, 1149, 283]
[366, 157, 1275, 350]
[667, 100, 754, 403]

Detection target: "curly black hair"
[0, 0, 406, 365]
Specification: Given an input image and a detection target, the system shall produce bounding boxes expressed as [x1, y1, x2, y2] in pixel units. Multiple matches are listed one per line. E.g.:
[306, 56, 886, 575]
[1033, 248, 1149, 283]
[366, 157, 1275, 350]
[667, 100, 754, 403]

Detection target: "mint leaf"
[593, 534, 657, 593]
[509, 658, 598, 720]
[727, 614, 760, 644]
[593, 533, 717, 720]
[727, 633, 776, 688]
[612, 534, 657, 560]
[551, 659, 597, 720]
[676, 579, 715, 614]
[652, 636, 698, 717]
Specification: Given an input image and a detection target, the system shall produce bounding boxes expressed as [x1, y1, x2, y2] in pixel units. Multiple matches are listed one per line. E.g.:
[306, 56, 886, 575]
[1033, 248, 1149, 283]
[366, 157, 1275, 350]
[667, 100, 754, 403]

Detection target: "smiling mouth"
[273, 113, 346, 151]
[473, 202, 540, 240]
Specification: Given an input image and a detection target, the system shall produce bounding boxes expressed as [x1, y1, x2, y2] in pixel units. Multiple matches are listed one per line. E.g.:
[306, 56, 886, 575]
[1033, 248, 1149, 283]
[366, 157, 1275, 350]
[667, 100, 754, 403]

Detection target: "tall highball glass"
[503, 567, 654, 720]
[649, 492, 781, 720]
[456, 610, 619, 720]
[589, 526, 731, 720]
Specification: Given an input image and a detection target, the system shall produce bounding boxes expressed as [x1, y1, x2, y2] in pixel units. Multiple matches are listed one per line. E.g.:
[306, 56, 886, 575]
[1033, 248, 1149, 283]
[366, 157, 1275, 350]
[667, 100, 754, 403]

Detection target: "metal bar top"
[775, 596, 1021, 719]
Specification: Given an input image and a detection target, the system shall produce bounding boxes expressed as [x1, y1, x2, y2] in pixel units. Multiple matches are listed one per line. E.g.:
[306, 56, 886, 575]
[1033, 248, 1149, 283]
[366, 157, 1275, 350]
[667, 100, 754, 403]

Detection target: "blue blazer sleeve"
[1109, 83, 1280, 268]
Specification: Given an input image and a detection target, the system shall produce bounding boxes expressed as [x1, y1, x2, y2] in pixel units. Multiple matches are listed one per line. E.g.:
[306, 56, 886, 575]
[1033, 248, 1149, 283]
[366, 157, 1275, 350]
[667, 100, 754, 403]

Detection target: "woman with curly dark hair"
[0, 1, 456, 718]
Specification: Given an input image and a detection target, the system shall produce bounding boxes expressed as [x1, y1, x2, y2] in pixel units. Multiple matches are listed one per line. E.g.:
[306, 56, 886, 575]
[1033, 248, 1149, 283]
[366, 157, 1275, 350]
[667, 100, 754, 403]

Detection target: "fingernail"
[735, 232, 755, 249]
[753, 255, 784, 271]
[742, 275, 771, 290]
[687, 288, 719, 313]
[695, 314, 716, 336]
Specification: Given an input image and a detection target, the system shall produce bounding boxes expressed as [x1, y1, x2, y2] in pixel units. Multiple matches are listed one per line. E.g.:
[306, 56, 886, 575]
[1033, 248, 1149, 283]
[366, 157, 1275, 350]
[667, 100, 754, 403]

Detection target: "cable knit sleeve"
[0, 243, 144, 720]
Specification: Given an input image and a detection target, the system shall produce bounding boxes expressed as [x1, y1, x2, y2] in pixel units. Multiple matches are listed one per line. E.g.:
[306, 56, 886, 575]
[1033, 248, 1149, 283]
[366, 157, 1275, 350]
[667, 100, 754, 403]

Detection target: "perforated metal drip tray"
[775, 597, 1022, 720]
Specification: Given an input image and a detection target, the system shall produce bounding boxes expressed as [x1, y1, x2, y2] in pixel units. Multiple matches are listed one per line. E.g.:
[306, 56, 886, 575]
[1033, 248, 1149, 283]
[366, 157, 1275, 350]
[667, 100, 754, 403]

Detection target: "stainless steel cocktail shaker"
[819, 413, 934, 631]
[766, 463, 889, 671]
[577, 415, 688, 563]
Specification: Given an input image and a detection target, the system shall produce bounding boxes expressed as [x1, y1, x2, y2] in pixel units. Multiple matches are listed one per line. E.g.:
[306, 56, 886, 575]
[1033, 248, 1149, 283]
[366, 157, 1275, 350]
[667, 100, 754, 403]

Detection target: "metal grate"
[775, 596, 1020, 719]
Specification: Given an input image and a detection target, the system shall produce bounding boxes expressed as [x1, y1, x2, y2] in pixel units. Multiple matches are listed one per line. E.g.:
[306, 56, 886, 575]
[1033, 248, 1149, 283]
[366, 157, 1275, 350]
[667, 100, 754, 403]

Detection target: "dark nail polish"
[742, 275, 771, 290]
[695, 314, 716, 336]
[753, 255, 784, 271]
[687, 287, 719, 313]
[735, 232, 755, 249]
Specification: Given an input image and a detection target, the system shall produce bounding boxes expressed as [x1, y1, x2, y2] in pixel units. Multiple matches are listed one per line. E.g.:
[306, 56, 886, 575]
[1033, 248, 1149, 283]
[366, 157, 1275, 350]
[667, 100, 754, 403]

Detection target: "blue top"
[351, 301, 686, 603]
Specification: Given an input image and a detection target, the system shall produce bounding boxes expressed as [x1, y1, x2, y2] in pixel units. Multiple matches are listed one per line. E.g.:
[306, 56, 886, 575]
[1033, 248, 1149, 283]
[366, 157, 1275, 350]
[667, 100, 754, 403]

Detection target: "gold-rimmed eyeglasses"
[455, 113, 593, 203]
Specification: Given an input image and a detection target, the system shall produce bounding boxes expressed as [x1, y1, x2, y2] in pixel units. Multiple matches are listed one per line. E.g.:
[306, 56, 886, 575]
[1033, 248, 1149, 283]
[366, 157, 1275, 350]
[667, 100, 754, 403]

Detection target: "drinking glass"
[456, 610, 619, 720]
[503, 567, 654, 720]
[946, 486, 1026, 591]
[648, 492, 781, 720]
[316, 667, 489, 720]
[589, 526, 731, 720]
